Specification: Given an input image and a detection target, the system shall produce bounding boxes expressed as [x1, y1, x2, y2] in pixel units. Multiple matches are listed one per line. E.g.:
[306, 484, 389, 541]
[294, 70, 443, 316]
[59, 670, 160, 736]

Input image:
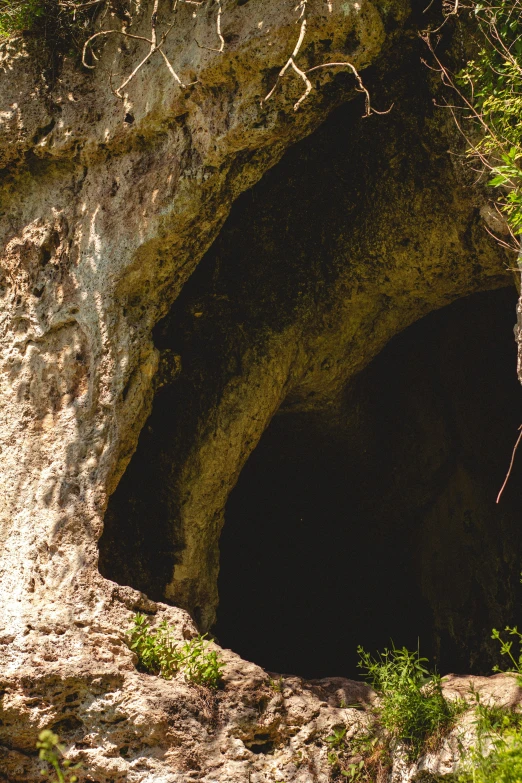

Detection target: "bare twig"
[483, 223, 520, 251]
[58, 0, 106, 9]
[425, 31, 522, 255]
[497, 424, 522, 503]
[429, 0, 459, 32]
[424, 34, 511, 156]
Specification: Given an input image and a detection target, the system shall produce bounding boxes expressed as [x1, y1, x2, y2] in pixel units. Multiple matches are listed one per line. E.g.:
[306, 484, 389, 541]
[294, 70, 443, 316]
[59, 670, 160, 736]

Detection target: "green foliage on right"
[474, 699, 522, 736]
[492, 626, 522, 681]
[357, 644, 463, 759]
[127, 613, 224, 688]
[454, 625, 522, 782]
[457, 724, 522, 782]
[456, 0, 522, 240]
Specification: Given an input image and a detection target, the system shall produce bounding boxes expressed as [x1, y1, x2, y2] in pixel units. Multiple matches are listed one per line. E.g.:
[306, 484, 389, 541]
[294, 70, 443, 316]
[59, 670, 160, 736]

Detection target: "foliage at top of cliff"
[427, 0, 522, 249]
[0, 0, 41, 36]
[459, 0, 522, 242]
[0, 0, 95, 47]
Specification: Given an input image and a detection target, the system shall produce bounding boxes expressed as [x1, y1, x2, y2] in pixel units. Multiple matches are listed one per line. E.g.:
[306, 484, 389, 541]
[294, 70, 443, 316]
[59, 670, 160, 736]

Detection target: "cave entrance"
[99, 38, 520, 679]
[214, 286, 522, 679]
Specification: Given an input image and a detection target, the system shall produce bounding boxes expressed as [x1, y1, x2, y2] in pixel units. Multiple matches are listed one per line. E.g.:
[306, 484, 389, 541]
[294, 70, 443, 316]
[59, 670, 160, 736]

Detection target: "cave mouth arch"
[98, 33, 522, 676]
[213, 286, 522, 680]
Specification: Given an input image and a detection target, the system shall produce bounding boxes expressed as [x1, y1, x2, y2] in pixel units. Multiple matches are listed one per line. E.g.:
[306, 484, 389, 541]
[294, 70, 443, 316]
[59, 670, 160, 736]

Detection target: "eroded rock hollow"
[1, 0, 522, 779]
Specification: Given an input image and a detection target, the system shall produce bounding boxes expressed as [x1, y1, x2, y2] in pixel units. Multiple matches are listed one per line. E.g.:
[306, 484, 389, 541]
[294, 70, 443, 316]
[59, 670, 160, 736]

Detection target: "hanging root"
[81, 0, 387, 115]
[263, 15, 310, 111]
[82, 0, 198, 97]
[307, 61, 394, 116]
[195, 0, 224, 53]
[497, 424, 522, 503]
[263, 1, 391, 116]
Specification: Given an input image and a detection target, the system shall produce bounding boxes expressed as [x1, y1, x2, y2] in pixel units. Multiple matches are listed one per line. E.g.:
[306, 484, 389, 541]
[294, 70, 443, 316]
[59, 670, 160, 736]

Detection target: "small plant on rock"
[326, 725, 348, 768]
[37, 730, 81, 783]
[127, 613, 224, 688]
[269, 676, 284, 692]
[492, 626, 522, 684]
[357, 643, 463, 759]
[180, 634, 224, 688]
[128, 613, 181, 679]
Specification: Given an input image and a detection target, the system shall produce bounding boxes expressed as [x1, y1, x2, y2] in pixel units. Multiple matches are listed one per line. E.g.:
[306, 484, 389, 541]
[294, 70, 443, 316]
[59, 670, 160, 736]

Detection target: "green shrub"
[127, 613, 224, 689]
[324, 644, 463, 781]
[357, 644, 463, 758]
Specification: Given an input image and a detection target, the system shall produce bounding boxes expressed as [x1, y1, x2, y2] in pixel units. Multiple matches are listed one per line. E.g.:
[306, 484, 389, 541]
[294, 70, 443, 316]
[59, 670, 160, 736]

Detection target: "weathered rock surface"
[0, 0, 519, 779]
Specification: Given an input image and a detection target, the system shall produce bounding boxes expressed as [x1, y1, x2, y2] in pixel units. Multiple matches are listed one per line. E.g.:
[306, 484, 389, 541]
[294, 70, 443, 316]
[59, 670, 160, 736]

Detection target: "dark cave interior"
[214, 287, 522, 679]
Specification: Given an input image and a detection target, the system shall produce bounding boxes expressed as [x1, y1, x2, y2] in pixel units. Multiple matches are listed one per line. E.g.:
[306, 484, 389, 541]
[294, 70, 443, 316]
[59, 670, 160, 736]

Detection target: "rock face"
[0, 0, 520, 779]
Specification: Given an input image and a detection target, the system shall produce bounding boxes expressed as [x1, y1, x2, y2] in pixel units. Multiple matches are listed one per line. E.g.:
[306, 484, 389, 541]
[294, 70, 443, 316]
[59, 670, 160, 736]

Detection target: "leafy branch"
[424, 0, 522, 252]
[37, 730, 81, 783]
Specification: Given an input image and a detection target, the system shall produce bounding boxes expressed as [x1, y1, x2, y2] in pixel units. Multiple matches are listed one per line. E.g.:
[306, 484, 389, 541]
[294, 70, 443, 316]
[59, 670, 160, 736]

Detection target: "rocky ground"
[2, 597, 522, 782]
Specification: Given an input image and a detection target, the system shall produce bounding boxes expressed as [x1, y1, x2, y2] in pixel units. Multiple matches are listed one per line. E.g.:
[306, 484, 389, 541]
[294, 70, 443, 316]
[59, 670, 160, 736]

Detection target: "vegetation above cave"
[0, 0, 93, 47]
[427, 0, 522, 250]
